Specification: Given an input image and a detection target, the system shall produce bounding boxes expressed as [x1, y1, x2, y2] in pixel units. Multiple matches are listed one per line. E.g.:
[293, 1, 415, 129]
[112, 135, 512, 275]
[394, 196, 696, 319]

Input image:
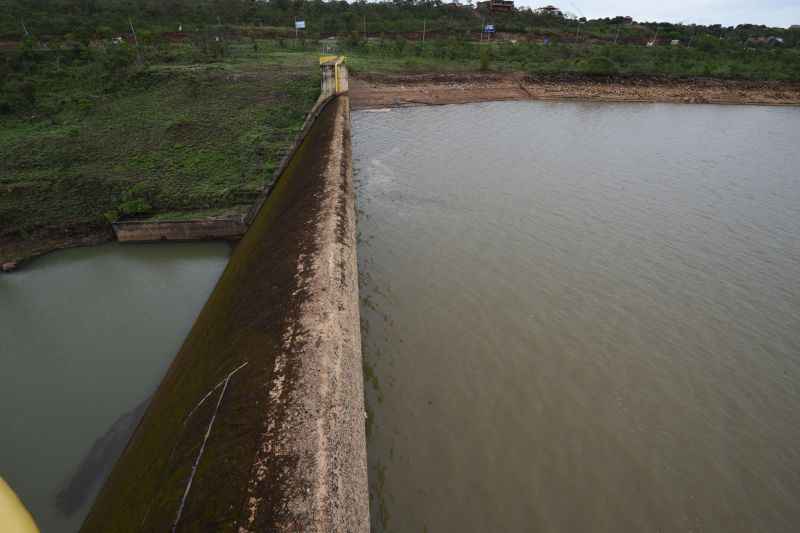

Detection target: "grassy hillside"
[343, 38, 800, 79]
[0, 42, 319, 263]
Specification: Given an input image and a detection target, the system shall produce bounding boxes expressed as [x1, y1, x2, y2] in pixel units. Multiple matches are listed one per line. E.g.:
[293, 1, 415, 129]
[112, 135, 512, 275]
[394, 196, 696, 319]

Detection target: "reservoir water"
[354, 101, 800, 532]
[0, 242, 228, 532]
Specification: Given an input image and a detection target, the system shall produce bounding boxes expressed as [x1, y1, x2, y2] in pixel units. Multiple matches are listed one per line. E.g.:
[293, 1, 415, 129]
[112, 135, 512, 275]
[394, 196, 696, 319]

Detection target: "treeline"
[0, 31, 246, 115]
[344, 38, 800, 79]
[2, 0, 799, 116]
[3, 0, 799, 46]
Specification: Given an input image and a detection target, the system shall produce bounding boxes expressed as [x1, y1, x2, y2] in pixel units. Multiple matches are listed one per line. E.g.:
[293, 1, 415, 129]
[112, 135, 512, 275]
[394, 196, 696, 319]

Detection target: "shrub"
[100, 44, 137, 72]
[117, 182, 156, 217]
[344, 31, 362, 48]
[479, 46, 491, 71]
[695, 35, 721, 53]
[118, 198, 152, 216]
[579, 55, 618, 75]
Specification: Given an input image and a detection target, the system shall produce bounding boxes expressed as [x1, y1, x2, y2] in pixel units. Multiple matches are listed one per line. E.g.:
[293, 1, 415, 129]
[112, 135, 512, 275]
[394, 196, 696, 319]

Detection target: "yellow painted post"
[320, 56, 346, 94]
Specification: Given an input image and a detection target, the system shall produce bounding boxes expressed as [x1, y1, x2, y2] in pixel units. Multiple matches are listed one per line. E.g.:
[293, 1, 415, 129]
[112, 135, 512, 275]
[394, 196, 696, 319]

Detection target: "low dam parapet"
[82, 62, 367, 532]
[113, 218, 247, 242]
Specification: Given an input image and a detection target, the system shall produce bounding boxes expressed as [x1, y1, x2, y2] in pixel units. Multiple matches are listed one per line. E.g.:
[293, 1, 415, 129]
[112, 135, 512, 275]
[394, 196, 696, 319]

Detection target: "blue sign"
[484, 24, 495, 33]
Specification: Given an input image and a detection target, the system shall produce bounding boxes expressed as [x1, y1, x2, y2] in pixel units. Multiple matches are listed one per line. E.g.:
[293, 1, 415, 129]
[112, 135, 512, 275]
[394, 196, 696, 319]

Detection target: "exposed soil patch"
[0, 223, 113, 271]
[350, 71, 800, 109]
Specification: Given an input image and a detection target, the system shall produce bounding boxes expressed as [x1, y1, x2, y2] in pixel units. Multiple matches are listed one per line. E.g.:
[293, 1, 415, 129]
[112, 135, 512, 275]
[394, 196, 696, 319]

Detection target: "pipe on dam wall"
[81, 92, 368, 531]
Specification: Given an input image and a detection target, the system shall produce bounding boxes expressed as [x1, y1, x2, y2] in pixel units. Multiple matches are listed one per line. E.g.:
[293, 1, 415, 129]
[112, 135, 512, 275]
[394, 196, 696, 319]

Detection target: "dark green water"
[354, 101, 800, 532]
[0, 242, 229, 532]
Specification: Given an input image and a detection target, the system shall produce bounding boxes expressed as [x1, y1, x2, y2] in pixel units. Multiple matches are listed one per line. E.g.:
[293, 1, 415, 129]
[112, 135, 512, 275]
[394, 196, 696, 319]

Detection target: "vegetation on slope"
[3, 0, 799, 46]
[0, 41, 319, 263]
[342, 38, 800, 79]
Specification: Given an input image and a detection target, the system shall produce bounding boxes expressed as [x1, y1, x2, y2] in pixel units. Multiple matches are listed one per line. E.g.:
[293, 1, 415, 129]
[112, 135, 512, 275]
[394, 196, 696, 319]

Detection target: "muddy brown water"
[0, 242, 228, 532]
[353, 101, 800, 532]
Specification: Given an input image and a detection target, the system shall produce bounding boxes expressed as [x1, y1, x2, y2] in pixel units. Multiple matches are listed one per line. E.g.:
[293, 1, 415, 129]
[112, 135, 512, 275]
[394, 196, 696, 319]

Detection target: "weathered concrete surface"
[321, 58, 349, 96]
[81, 95, 368, 532]
[240, 94, 367, 533]
[113, 218, 246, 242]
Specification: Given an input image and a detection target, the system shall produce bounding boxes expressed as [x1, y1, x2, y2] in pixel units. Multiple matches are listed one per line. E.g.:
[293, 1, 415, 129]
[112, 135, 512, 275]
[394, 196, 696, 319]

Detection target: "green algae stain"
[82, 99, 345, 533]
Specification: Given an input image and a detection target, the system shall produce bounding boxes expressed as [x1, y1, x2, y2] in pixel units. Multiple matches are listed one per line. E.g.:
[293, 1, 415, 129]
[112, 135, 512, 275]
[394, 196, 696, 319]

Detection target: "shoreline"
[350, 72, 800, 109]
[0, 222, 236, 273]
[0, 226, 113, 273]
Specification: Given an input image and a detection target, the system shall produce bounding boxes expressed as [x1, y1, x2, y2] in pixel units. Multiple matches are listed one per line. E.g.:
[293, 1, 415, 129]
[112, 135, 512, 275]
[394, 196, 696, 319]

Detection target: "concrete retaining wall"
[82, 76, 367, 531]
[113, 218, 246, 242]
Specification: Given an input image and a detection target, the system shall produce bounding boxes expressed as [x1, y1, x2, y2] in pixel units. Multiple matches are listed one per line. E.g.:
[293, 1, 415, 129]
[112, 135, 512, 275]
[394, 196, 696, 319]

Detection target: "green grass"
[342, 39, 800, 80]
[144, 205, 250, 221]
[346, 53, 476, 74]
[0, 42, 320, 261]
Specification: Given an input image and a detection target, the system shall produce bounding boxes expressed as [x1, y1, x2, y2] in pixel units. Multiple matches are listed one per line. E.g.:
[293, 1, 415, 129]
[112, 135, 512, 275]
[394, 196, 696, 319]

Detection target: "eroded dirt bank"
[350, 72, 800, 109]
[81, 95, 368, 532]
[0, 224, 112, 272]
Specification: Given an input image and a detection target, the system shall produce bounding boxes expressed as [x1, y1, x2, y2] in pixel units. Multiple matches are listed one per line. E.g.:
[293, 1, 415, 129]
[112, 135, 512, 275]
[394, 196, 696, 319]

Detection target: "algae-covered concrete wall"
[113, 219, 246, 242]
[81, 95, 368, 532]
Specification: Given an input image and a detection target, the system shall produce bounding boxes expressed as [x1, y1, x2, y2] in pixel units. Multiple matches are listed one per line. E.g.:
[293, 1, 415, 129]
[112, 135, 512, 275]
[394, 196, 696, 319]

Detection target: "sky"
[512, 1, 800, 27]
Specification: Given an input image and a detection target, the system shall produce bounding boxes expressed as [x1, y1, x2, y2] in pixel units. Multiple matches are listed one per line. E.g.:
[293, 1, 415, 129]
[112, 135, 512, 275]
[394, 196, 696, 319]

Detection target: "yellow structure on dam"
[0, 477, 39, 533]
[320, 55, 348, 94]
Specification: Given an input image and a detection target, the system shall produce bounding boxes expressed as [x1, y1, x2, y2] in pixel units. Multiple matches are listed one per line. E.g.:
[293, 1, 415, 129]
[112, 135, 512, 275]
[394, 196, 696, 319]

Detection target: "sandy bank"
[350, 72, 800, 109]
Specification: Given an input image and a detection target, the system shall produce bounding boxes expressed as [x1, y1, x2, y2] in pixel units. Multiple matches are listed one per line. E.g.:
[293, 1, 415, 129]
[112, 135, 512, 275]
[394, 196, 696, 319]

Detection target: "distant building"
[747, 36, 785, 45]
[476, 0, 515, 13]
[790, 25, 800, 30]
[670, 39, 680, 45]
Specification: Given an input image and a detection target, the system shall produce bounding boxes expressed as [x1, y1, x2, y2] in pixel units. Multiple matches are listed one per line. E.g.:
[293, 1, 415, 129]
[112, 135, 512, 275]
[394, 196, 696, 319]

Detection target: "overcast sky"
[512, 1, 800, 27]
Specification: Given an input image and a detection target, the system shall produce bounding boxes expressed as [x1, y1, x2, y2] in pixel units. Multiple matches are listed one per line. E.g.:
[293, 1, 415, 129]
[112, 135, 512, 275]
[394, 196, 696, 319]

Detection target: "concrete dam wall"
[81, 82, 369, 530]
